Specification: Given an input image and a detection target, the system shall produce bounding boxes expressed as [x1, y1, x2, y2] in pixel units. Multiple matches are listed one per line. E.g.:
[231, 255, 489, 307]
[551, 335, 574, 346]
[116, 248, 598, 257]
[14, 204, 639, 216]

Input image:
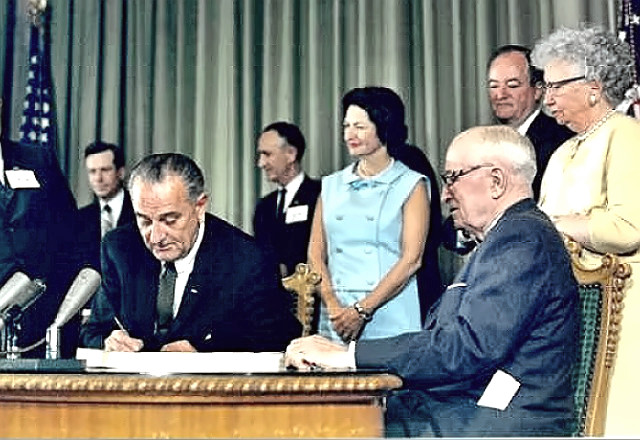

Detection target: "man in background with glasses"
[285, 126, 579, 437]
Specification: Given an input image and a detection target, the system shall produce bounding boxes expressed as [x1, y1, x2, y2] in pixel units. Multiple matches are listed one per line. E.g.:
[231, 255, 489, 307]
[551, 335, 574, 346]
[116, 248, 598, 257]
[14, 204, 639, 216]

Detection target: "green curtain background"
[0, 0, 615, 282]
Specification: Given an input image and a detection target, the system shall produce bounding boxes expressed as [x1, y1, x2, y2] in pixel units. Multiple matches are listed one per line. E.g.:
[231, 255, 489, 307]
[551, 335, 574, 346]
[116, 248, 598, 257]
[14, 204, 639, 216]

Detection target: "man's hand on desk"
[285, 335, 355, 371]
[160, 340, 197, 352]
[104, 330, 144, 352]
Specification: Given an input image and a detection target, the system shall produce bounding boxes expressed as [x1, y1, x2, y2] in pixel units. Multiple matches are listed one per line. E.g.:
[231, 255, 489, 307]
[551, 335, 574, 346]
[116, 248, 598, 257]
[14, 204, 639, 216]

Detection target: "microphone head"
[53, 267, 101, 327]
[0, 271, 42, 313]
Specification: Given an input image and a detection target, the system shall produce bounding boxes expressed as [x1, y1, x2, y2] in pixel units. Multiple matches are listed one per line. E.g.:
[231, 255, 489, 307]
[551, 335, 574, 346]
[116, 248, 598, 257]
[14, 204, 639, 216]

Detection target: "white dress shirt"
[0, 141, 5, 185]
[162, 219, 205, 317]
[99, 189, 125, 224]
[278, 171, 305, 213]
[517, 107, 541, 136]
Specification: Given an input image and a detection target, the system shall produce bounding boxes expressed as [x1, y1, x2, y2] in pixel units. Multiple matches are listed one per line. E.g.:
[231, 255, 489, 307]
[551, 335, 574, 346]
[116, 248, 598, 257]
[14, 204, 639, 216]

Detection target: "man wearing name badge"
[285, 126, 579, 437]
[253, 122, 321, 277]
[0, 99, 82, 358]
[80, 153, 301, 352]
[77, 142, 135, 273]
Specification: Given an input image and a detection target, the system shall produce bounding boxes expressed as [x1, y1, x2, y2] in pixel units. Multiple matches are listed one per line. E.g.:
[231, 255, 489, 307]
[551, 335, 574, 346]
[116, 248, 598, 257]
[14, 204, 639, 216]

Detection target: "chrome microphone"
[0, 272, 46, 331]
[46, 268, 101, 360]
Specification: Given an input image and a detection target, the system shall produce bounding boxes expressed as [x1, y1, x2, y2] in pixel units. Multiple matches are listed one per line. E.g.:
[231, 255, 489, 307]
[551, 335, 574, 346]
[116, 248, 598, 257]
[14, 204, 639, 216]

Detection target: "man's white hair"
[454, 125, 537, 185]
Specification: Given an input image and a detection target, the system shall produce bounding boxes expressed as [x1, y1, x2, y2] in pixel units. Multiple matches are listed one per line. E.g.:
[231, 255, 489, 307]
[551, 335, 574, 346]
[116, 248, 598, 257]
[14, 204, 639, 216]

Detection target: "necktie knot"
[101, 204, 114, 237]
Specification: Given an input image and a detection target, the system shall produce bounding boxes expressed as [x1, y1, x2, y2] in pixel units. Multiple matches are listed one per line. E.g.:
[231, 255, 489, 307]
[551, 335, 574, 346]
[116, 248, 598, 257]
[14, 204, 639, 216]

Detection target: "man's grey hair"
[531, 24, 634, 107]
[458, 125, 537, 185]
[128, 153, 205, 202]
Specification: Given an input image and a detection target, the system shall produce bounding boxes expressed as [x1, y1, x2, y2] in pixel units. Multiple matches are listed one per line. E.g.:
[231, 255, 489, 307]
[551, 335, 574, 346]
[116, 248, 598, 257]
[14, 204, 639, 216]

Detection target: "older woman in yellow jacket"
[533, 25, 640, 436]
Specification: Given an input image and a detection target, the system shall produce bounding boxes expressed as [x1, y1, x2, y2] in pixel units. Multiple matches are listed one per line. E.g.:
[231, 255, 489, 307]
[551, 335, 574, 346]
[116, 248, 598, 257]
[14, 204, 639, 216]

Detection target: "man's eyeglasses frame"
[440, 164, 494, 187]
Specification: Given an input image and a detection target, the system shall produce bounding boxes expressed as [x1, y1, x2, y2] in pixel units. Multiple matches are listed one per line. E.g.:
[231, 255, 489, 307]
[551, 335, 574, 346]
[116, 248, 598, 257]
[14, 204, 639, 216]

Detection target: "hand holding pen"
[104, 316, 144, 352]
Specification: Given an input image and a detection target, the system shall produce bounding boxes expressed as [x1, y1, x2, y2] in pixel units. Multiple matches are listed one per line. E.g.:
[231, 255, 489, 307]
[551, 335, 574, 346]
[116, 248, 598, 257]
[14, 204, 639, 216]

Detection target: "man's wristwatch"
[353, 302, 373, 322]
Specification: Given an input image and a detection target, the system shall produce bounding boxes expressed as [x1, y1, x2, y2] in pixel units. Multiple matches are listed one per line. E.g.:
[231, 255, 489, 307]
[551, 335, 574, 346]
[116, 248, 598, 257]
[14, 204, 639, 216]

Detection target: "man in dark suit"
[444, 44, 574, 253]
[487, 44, 573, 199]
[253, 122, 320, 277]
[286, 126, 579, 437]
[80, 153, 300, 352]
[1, 126, 82, 357]
[77, 142, 135, 272]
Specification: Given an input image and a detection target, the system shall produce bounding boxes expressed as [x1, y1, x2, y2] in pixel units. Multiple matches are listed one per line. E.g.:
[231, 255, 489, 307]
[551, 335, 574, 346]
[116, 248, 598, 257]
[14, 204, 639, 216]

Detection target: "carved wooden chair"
[565, 239, 631, 436]
[281, 263, 321, 337]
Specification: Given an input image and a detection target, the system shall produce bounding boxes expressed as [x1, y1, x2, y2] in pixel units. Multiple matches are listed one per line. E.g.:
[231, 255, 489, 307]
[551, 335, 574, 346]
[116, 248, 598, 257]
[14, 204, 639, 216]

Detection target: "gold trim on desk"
[0, 372, 402, 438]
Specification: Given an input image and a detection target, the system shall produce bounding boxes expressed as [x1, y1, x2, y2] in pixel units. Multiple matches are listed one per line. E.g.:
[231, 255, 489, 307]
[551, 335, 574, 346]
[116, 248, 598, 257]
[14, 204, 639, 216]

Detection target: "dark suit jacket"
[526, 111, 574, 200]
[80, 213, 301, 351]
[356, 199, 579, 437]
[0, 140, 82, 357]
[253, 175, 321, 276]
[389, 144, 444, 320]
[77, 190, 136, 271]
[441, 112, 573, 254]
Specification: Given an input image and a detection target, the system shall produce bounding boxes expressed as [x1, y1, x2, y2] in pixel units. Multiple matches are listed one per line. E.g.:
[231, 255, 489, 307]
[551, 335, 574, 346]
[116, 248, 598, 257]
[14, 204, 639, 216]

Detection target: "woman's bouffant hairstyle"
[341, 87, 409, 150]
[531, 24, 635, 106]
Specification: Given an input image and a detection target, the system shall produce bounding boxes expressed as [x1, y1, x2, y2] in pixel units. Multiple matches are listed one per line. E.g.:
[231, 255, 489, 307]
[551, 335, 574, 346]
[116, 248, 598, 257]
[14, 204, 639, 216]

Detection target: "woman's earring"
[589, 94, 597, 106]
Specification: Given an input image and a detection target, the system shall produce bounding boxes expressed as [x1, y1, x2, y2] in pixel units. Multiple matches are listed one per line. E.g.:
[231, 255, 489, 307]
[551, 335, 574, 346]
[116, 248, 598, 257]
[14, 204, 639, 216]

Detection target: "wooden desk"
[0, 372, 402, 438]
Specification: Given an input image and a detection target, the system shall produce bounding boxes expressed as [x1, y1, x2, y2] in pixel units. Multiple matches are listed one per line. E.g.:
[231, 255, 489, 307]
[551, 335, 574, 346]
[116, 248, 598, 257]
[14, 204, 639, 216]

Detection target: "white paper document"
[477, 369, 521, 411]
[76, 348, 284, 374]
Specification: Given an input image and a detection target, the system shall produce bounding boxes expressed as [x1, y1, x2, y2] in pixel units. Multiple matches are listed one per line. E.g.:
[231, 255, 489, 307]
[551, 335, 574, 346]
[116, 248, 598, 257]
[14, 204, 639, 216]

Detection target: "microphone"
[0, 272, 46, 331]
[46, 267, 101, 359]
[51, 267, 101, 328]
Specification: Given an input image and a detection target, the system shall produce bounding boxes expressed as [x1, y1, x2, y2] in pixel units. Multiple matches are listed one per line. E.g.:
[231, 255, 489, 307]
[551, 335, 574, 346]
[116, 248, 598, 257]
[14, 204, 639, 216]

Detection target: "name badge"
[285, 205, 308, 224]
[5, 169, 41, 189]
[477, 370, 521, 410]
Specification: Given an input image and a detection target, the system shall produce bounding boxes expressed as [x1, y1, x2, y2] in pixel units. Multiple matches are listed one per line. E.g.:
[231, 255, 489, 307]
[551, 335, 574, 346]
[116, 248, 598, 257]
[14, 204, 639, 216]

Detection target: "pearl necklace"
[358, 157, 393, 178]
[575, 109, 616, 142]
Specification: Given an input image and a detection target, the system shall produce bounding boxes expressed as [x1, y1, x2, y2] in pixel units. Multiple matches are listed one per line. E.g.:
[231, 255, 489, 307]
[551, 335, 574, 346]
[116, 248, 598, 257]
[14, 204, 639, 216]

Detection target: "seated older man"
[286, 126, 579, 437]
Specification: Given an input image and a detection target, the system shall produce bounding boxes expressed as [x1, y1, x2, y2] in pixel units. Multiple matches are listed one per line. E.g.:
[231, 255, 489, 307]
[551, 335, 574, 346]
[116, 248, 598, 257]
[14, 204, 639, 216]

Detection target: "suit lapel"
[172, 217, 224, 328]
[130, 244, 162, 338]
[290, 176, 311, 208]
[0, 178, 15, 215]
[118, 191, 136, 226]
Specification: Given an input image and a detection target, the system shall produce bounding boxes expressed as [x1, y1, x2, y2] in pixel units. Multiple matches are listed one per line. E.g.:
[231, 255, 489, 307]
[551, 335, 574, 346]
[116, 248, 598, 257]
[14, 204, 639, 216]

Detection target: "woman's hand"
[550, 213, 590, 245]
[329, 305, 365, 342]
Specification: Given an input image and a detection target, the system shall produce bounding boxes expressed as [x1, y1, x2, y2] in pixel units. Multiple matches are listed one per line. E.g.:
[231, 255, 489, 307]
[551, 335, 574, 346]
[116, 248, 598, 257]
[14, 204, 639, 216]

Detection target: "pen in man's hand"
[113, 316, 128, 334]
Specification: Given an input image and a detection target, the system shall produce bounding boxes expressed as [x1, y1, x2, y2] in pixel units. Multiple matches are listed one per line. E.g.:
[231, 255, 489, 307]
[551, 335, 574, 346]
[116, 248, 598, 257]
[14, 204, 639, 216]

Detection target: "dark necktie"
[0, 176, 12, 215]
[276, 188, 287, 222]
[156, 262, 177, 334]
[101, 204, 114, 237]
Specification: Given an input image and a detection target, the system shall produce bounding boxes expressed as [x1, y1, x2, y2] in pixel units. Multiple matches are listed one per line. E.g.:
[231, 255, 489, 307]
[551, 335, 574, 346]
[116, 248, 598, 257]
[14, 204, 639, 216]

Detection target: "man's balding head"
[442, 126, 536, 239]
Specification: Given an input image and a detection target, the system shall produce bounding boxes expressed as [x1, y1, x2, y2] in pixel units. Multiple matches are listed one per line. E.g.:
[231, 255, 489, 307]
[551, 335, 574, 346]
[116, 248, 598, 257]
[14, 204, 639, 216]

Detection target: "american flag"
[618, 0, 640, 118]
[18, 21, 56, 149]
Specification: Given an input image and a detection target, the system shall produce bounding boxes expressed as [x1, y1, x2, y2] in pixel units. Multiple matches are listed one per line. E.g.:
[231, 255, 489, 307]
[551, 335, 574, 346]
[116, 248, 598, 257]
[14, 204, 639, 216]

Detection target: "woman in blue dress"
[309, 87, 431, 342]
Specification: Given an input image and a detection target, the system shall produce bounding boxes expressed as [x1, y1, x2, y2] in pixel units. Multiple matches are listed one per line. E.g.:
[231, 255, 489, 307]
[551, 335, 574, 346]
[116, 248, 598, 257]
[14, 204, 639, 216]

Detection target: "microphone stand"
[1, 305, 26, 359]
[45, 325, 60, 359]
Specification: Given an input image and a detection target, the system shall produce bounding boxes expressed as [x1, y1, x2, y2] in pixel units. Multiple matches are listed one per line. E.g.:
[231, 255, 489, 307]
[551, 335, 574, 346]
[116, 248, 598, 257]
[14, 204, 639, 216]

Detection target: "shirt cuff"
[347, 340, 356, 370]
